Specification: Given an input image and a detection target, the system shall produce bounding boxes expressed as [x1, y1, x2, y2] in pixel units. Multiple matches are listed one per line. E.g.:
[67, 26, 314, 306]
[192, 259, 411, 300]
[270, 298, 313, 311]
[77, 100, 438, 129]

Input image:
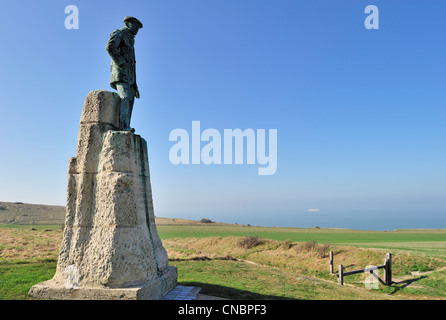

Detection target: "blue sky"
[0, 0, 445, 230]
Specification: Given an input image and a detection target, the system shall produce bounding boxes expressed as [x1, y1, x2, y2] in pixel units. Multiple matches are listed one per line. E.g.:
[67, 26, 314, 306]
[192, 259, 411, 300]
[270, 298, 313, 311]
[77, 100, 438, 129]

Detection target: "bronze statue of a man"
[106, 16, 143, 131]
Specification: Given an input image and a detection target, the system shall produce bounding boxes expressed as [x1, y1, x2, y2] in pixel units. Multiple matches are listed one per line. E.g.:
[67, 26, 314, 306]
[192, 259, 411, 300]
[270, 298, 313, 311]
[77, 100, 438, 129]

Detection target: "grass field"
[157, 218, 446, 260]
[1, 217, 445, 300]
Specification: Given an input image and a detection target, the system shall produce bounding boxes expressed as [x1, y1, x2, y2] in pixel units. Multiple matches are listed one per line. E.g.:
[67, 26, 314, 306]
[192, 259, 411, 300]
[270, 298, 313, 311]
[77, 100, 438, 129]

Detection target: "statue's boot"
[119, 99, 134, 132]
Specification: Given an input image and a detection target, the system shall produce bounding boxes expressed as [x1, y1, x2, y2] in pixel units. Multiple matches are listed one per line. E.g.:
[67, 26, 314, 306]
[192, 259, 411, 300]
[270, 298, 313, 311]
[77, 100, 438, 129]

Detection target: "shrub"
[295, 240, 318, 254]
[281, 239, 293, 250]
[303, 240, 318, 252]
[237, 236, 265, 249]
[200, 218, 214, 224]
[317, 244, 331, 259]
[294, 241, 331, 258]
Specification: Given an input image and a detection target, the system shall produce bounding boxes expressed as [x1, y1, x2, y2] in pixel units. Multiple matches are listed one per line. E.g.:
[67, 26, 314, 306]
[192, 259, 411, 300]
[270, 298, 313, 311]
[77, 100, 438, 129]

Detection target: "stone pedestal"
[29, 90, 177, 300]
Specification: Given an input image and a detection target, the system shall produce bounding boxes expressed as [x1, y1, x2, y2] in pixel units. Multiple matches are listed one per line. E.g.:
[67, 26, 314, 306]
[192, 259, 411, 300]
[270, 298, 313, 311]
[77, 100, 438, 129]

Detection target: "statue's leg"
[116, 83, 133, 130]
[128, 86, 135, 126]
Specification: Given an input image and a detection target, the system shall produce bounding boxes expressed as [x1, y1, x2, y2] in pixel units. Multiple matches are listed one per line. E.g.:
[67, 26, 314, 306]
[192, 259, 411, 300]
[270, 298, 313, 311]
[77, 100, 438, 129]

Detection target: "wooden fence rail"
[330, 252, 392, 286]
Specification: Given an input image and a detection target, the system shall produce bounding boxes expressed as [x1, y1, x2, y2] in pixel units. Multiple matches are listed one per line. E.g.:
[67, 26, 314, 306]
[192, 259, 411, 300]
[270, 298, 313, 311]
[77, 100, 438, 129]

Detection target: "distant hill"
[0, 201, 65, 225]
[0, 201, 230, 227]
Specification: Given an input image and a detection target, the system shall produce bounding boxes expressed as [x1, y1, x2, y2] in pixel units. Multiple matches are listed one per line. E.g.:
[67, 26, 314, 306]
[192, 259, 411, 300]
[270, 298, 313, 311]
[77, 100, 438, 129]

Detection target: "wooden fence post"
[329, 251, 334, 274]
[384, 253, 392, 286]
[338, 264, 344, 285]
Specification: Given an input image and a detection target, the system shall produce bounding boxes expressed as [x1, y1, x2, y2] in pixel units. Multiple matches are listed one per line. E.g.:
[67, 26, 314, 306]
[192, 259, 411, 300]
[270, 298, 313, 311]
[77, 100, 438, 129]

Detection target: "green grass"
[0, 258, 57, 300]
[170, 259, 398, 300]
[1, 221, 445, 300]
[157, 225, 446, 256]
[165, 236, 446, 299]
[399, 270, 446, 297]
[158, 225, 446, 242]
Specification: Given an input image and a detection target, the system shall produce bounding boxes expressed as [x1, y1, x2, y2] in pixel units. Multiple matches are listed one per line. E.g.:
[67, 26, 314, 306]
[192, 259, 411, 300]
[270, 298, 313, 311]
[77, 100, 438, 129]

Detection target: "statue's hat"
[123, 16, 143, 28]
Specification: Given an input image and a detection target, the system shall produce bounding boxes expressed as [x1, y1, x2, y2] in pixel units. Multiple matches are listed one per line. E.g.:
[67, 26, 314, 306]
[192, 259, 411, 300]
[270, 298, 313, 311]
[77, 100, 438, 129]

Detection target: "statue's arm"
[106, 30, 126, 67]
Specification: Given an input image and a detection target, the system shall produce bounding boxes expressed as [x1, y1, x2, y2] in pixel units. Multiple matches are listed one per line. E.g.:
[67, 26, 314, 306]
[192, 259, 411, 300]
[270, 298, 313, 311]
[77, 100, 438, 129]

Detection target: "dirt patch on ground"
[0, 228, 61, 261]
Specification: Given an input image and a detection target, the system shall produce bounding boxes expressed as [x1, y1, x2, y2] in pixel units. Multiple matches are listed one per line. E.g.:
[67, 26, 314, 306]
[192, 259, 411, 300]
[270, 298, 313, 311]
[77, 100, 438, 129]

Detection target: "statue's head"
[123, 16, 143, 35]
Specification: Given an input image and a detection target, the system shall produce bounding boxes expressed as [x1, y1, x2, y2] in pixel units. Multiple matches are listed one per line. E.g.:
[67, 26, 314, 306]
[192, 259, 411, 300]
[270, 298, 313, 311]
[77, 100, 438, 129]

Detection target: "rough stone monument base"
[29, 267, 177, 300]
[29, 90, 177, 300]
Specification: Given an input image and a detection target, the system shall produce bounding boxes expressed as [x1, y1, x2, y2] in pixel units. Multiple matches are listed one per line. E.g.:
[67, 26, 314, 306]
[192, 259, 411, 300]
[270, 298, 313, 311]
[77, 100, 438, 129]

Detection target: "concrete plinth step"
[161, 285, 201, 300]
